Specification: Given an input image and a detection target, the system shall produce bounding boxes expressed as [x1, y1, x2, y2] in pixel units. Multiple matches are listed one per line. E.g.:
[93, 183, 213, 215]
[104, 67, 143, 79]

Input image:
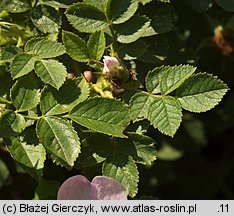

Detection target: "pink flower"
[103, 56, 121, 76]
[57, 175, 128, 200]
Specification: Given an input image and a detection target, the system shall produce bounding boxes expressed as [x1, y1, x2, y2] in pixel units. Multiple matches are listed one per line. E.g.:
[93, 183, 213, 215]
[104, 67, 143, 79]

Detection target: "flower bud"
[83, 70, 94, 82]
[103, 56, 121, 77]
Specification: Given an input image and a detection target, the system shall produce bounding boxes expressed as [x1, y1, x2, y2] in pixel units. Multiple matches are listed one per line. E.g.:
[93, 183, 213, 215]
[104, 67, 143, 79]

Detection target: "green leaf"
[125, 119, 150, 134]
[130, 143, 156, 164]
[142, 5, 174, 36]
[10, 53, 35, 79]
[25, 38, 65, 59]
[6, 137, 46, 180]
[83, 0, 109, 12]
[10, 75, 40, 112]
[0, 110, 26, 138]
[146, 65, 196, 95]
[31, 5, 61, 33]
[87, 31, 106, 61]
[145, 68, 161, 94]
[160, 65, 196, 95]
[41, 0, 77, 8]
[107, 0, 139, 24]
[62, 31, 90, 62]
[24, 38, 42, 53]
[176, 73, 229, 113]
[216, 0, 234, 12]
[79, 134, 113, 167]
[139, 0, 153, 5]
[129, 91, 154, 121]
[103, 153, 139, 197]
[34, 59, 67, 90]
[0, 46, 23, 63]
[36, 116, 80, 169]
[115, 132, 157, 165]
[148, 96, 182, 137]
[119, 40, 148, 60]
[1, 0, 31, 13]
[69, 98, 130, 138]
[117, 15, 151, 43]
[65, 3, 108, 33]
[40, 78, 89, 115]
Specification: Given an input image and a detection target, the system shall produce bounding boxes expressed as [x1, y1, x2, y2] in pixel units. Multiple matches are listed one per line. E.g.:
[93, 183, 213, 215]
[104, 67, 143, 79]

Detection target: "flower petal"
[92, 176, 128, 200]
[57, 175, 96, 200]
[57, 175, 128, 200]
[103, 56, 120, 73]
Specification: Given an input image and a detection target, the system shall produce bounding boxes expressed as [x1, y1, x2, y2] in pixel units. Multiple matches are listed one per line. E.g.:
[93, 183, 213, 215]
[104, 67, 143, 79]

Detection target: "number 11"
[220, 204, 229, 212]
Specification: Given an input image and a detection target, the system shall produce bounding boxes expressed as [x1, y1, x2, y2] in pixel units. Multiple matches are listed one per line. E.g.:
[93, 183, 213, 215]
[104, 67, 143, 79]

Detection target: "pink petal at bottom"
[57, 175, 96, 200]
[57, 175, 127, 200]
[92, 176, 127, 200]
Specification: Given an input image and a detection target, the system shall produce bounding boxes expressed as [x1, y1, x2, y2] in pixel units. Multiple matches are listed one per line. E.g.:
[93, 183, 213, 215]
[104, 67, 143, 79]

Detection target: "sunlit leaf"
[10, 53, 35, 79]
[65, 3, 108, 33]
[34, 59, 67, 89]
[176, 73, 229, 113]
[70, 98, 130, 138]
[36, 116, 80, 169]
